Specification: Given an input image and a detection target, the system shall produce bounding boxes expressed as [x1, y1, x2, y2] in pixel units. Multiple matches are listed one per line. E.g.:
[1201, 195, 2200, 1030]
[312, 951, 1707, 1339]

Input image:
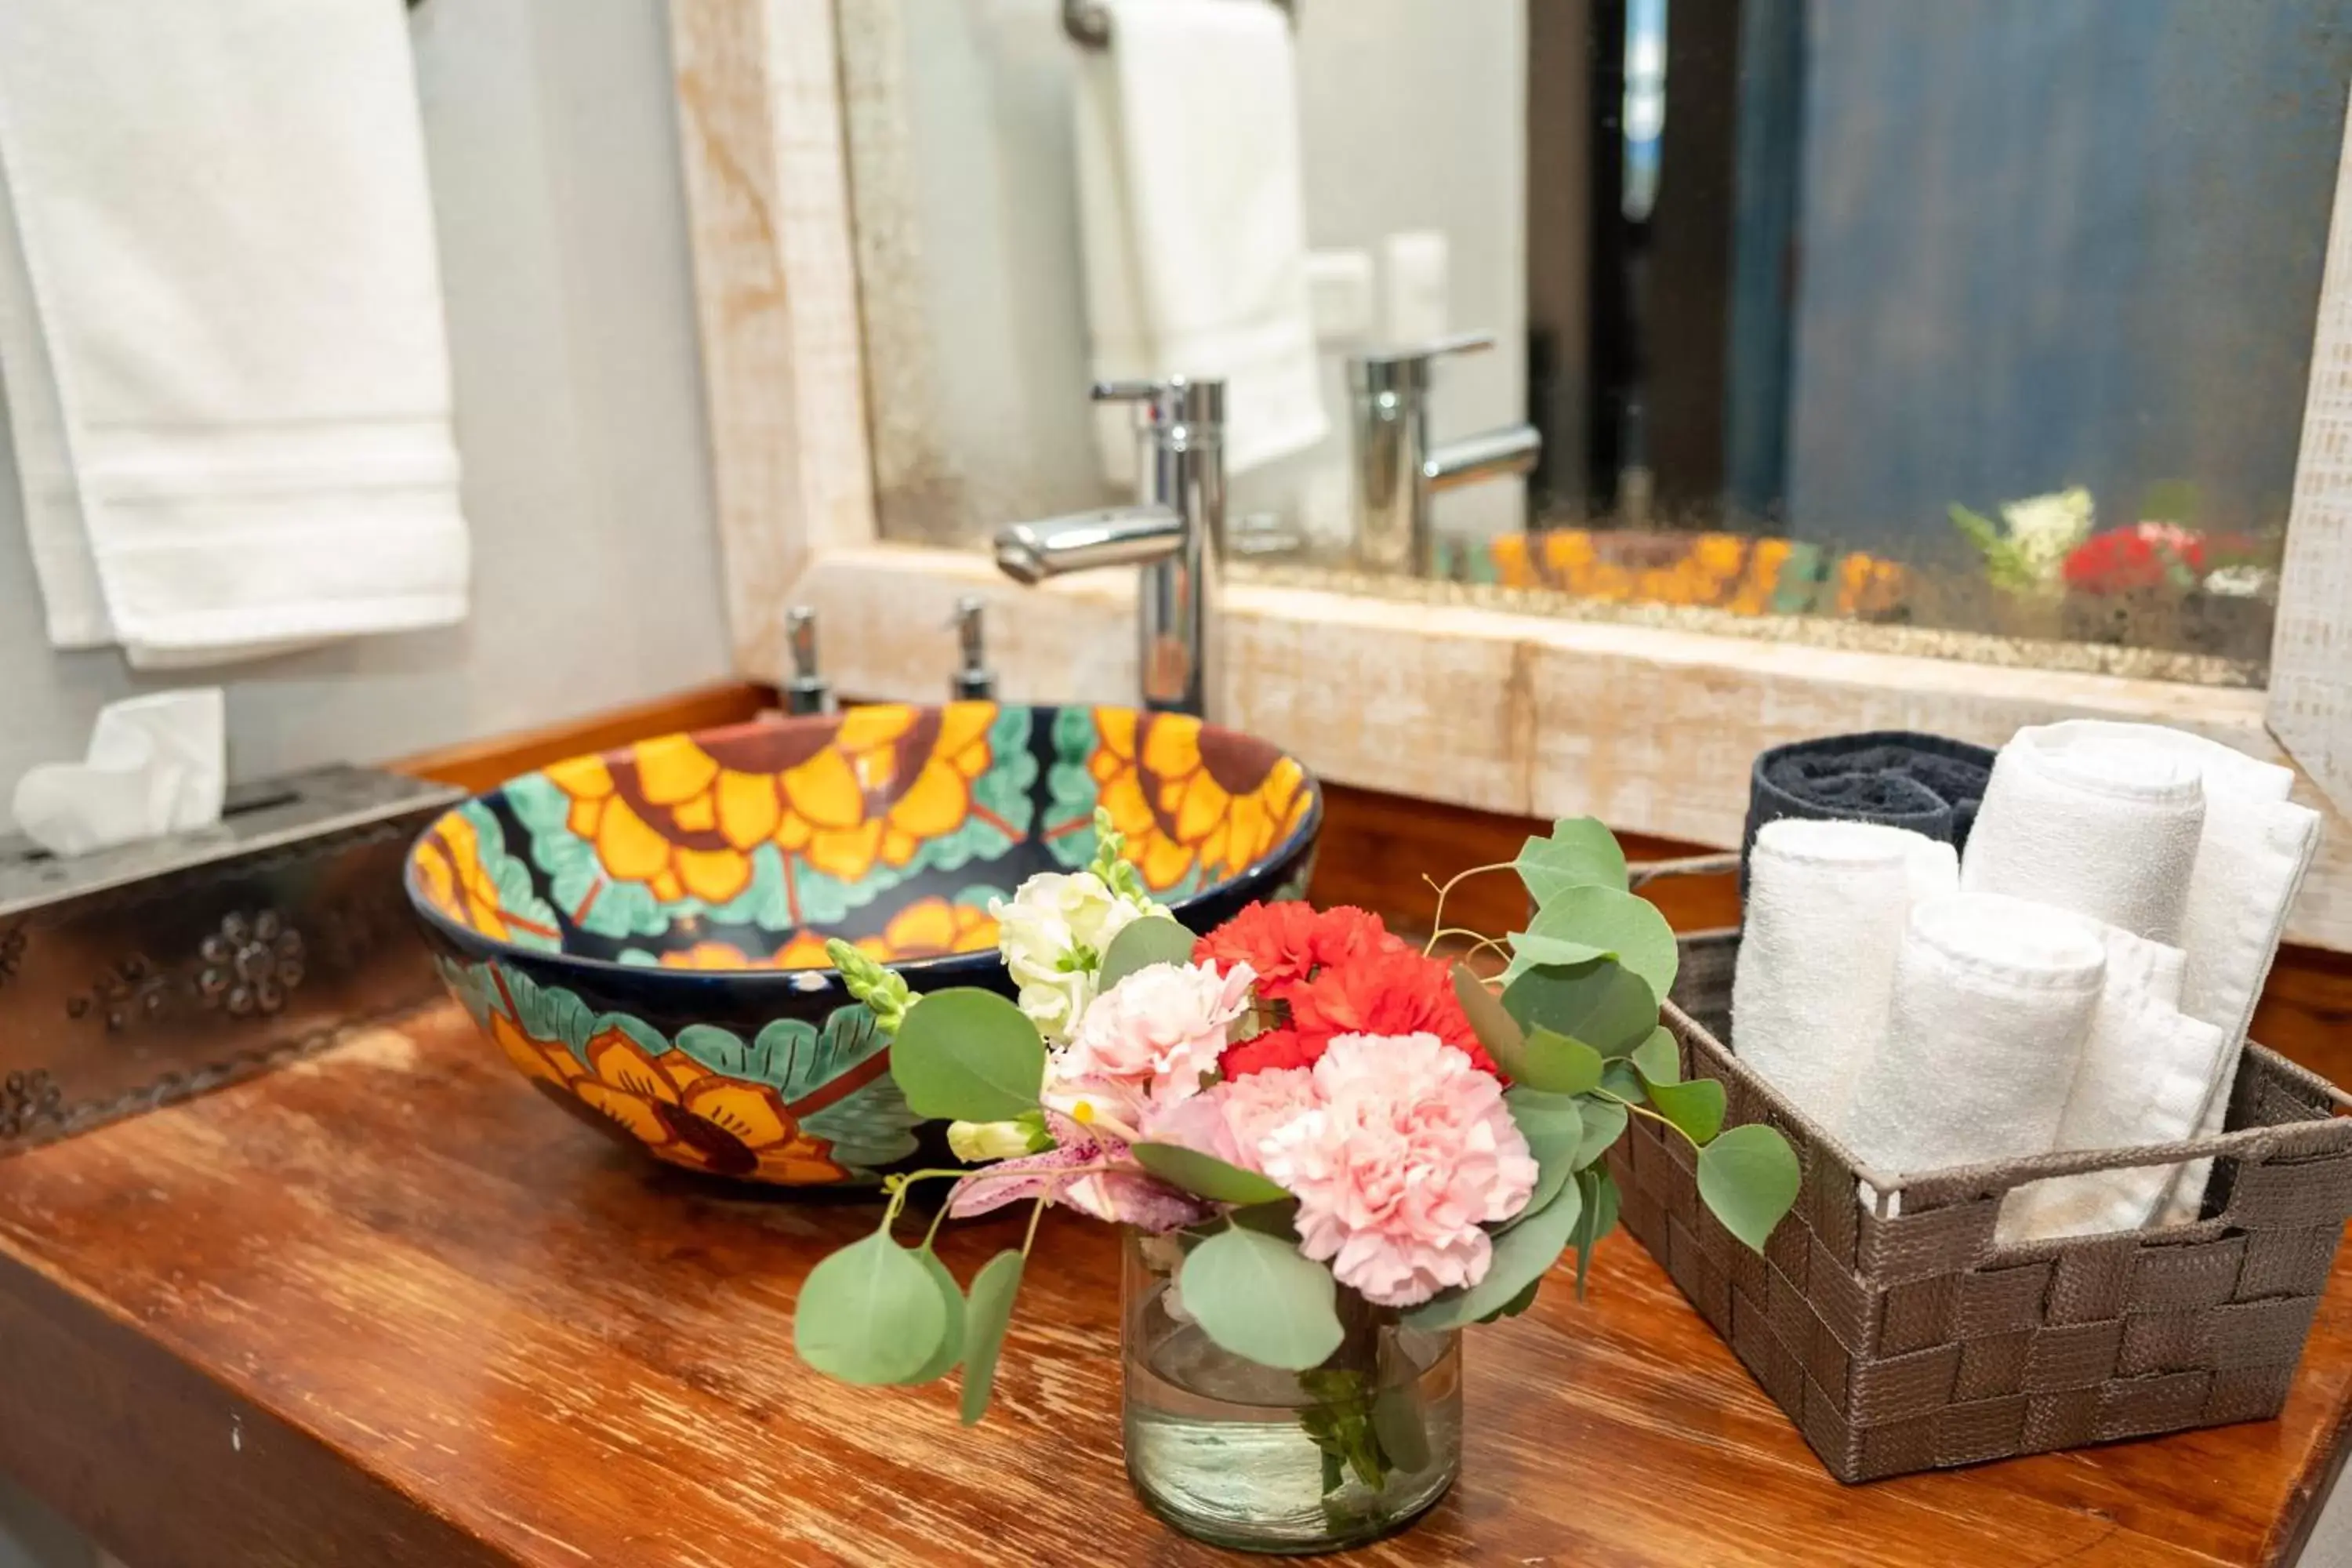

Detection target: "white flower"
[990, 870, 1166, 1041]
[1999, 486, 2094, 584]
[946, 1117, 1050, 1162]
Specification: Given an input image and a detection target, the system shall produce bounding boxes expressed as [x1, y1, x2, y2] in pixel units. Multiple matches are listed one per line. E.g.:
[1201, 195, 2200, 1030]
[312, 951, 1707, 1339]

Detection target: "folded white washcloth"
[0, 2, 468, 666]
[1961, 723, 2206, 945]
[1075, 0, 1327, 483]
[1997, 924, 2224, 1243]
[1843, 893, 2107, 1179]
[1731, 818, 1959, 1131]
[2012, 723, 2322, 1224]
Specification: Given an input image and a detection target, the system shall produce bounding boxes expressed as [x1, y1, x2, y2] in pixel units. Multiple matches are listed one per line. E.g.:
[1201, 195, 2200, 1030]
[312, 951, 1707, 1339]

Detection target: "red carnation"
[1218, 1025, 1320, 1078]
[1282, 946, 1501, 1077]
[1194, 902, 1406, 998]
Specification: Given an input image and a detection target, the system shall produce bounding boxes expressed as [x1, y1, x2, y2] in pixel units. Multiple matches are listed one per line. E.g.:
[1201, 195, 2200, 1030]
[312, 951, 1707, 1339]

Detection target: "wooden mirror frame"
[666, 0, 2352, 949]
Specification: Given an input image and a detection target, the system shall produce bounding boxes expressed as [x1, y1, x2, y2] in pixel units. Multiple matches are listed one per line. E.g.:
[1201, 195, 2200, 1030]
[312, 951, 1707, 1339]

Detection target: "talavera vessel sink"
[404, 702, 1321, 1188]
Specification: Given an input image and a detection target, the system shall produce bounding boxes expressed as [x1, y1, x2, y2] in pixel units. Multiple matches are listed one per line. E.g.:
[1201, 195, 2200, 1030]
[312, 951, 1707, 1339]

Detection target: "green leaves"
[1098, 914, 1196, 991]
[1180, 1226, 1345, 1370]
[1515, 818, 1628, 905]
[902, 1249, 967, 1385]
[1504, 886, 1679, 996]
[1508, 1025, 1606, 1096]
[959, 1250, 1024, 1425]
[1504, 1087, 1584, 1219]
[1131, 1143, 1291, 1207]
[1697, 1124, 1802, 1253]
[1502, 958, 1658, 1057]
[1646, 1077, 1726, 1145]
[793, 1232, 948, 1385]
[1629, 1027, 1679, 1084]
[1403, 1178, 1582, 1332]
[889, 989, 1044, 1122]
[1452, 963, 1525, 1061]
[1570, 1167, 1621, 1298]
[1573, 1098, 1629, 1168]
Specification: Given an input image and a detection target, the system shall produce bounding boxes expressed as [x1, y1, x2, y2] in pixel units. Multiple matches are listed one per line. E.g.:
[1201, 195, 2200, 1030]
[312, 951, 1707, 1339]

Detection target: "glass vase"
[1120, 1229, 1461, 1554]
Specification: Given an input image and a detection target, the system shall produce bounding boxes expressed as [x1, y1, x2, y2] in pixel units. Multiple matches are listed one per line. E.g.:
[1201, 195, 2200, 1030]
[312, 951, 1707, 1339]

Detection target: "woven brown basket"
[1616, 919, 2352, 1483]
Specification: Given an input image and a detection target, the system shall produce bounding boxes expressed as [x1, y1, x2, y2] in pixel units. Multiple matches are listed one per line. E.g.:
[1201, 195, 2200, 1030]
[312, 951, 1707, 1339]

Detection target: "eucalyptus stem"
[1421, 861, 1515, 949]
[1423, 927, 1511, 966]
[1021, 1191, 1051, 1254]
[1592, 1085, 1702, 1151]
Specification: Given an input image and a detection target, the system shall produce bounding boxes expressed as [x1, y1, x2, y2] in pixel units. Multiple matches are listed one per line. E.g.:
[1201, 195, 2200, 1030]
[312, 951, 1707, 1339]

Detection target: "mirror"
[841, 0, 2352, 686]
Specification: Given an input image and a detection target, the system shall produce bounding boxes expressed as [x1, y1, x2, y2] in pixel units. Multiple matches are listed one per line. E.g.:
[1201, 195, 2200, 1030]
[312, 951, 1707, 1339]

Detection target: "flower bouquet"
[792, 811, 1799, 1552]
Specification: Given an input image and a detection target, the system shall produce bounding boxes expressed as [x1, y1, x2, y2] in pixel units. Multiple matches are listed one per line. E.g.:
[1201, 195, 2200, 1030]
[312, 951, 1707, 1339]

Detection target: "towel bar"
[1064, 0, 1294, 49]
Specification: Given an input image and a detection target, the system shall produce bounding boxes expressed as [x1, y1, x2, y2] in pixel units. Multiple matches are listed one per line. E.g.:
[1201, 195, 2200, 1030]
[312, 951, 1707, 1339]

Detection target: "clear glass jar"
[1120, 1229, 1461, 1554]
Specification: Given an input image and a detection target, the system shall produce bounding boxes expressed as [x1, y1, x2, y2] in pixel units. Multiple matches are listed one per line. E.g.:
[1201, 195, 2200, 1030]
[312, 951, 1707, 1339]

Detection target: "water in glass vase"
[1121, 1232, 1462, 1554]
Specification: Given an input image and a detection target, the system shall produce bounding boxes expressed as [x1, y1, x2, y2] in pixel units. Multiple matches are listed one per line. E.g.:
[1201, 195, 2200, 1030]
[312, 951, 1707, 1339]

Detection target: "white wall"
[0, 0, 731, 830]
[860, 0, 1527, 548]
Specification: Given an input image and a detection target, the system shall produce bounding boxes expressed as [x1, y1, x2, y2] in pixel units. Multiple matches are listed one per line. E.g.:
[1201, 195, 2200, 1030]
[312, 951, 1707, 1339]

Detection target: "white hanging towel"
[0, 2, 467, 666]
[1730, 818, 1958, 1132]
[1842, 893, 2107, 1181]
[1075, 0, 1327, 485]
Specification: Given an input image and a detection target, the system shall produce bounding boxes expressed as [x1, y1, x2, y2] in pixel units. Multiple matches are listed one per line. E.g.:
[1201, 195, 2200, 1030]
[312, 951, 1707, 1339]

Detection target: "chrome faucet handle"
[1352, 331, 1495, 370]
[1091, 376, 1227, 434]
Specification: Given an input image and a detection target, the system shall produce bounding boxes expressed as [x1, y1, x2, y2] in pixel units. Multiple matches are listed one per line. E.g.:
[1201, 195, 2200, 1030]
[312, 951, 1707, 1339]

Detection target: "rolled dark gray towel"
[1740, 731, 1995, 895]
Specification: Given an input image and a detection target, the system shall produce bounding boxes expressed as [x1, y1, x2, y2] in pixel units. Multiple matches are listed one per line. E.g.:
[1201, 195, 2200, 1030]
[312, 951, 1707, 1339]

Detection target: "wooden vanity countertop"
[2, 990, 2349, 1567]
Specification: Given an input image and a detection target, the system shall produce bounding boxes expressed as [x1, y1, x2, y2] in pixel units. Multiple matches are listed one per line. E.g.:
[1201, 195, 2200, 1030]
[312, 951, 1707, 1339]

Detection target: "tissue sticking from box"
[11, 689, 227, 857]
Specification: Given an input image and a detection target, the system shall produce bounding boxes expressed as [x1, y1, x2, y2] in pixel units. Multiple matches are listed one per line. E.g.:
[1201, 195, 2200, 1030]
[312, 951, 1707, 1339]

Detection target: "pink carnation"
[1260, 1033, 1539, 1308]
[1044, 960, 1255, 1136]
[1143, 1066, 1319, 1174]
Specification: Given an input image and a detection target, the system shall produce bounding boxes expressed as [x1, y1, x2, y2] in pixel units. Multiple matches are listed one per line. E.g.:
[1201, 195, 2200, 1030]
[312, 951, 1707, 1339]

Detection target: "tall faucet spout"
[993, 505, 1185, 585]
[1423, 423, 1541, 493]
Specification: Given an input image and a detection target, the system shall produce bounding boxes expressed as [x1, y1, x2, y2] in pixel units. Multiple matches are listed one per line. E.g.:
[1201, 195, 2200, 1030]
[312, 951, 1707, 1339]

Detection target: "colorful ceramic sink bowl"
[404, 702, 1320, 1188]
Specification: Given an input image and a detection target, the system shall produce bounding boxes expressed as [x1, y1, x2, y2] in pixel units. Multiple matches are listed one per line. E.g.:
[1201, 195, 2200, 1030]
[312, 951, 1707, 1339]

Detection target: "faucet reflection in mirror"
[1349, 333, 1541, 577]
[993, 377, 1225, 719]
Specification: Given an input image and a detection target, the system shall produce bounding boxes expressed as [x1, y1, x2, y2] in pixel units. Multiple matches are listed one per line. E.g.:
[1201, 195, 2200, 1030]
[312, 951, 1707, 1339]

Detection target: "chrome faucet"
[993, 377, 1225, 717]
[1348, 332, 1542, 575]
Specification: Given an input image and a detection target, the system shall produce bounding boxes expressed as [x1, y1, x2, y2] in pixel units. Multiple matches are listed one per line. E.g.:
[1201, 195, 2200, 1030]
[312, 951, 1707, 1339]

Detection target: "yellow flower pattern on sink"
[543, 702, 1010, 909]
[1085, 708, 1313, 892]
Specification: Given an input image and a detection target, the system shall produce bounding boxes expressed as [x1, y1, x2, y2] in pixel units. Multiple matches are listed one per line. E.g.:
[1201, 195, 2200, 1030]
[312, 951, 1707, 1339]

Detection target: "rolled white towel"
[1731, 818, 1958, 1131]
[1961, 724, 2205, 945]
[1843, 893, 2106, 1179]
[1998, 925, 2224, 1243]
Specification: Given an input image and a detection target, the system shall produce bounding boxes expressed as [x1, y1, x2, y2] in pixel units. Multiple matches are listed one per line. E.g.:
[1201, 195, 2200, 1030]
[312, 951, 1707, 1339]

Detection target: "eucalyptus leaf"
[1515, 818, 1629, 905]
[1502, 958, 1658, 1058]
[1503, 931, 1615, 972]
[1696, 1123, 1802, 1254]
[1228, 1198, 1301, 1239]
[1502, 886, 1678, 996]
[1097, 914, 1197, 991]
[1403, 1178, 1582, 1332]
[898, 1247, 967, 1385]
[959, 1250, 1025, 1425]
[1370, 1351, 1433, 1472]
[1180, 1227, 1345, 1370]
[1629, 1026, 1680, 1085]
[1646, 1076, 1726, 1145]
[1450, 964, 1524, 1062]
[890, 989, 1046, 1122]
[1132, 1143, 1291, 1207]
[1599, 1060, 1644, 1102]
[1573, 1097, 1629, 1168]
[1503, 1087, 1584, 1221]
[1475, 1277, 1544, 1323]
[793, 1232, 948, 1385]
[1570, 1167, 1621, 1298]
[1511, 1026, 1606, 1097]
